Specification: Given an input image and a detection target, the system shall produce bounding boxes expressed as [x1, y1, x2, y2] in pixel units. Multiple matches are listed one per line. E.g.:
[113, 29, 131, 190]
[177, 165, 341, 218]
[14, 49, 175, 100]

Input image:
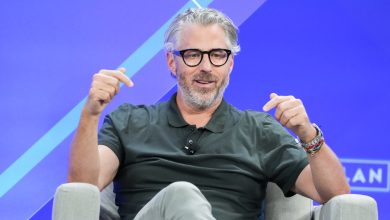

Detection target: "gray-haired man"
[68, 8, 350, 219]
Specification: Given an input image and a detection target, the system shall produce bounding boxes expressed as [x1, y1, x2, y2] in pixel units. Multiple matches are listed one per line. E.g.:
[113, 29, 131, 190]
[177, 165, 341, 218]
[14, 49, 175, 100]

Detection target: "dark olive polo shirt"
[98, 93, 308, 220]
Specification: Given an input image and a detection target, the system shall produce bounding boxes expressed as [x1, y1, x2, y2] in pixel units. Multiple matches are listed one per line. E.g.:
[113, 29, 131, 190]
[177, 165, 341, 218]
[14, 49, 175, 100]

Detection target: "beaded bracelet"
[304, 139, 324, 156]
[299, 123, 324, 156]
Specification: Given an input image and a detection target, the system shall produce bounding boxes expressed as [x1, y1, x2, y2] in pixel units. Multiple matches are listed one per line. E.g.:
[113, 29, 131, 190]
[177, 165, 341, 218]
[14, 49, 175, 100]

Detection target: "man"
[68, 8, 350, 220]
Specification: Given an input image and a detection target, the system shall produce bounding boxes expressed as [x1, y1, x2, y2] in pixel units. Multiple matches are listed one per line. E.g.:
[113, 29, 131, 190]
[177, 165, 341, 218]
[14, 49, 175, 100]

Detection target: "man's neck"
[176, 93, 222, 128]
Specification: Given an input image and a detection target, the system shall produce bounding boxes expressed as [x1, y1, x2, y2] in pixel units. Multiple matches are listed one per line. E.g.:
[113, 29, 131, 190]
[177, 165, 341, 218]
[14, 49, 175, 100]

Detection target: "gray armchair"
[52, 182, 378, 220]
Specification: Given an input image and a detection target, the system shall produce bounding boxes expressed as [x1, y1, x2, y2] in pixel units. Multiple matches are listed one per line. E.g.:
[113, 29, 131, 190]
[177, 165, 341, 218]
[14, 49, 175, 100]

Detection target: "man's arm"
[67, 68, 133, 190]
[293, 143, 349, 203]
[67, 110, 119, 190]
[263, 93, 350, 203]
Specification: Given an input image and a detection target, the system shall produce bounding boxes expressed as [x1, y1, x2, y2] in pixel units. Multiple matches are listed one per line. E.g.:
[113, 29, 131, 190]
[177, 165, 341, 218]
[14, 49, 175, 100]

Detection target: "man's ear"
[166, 52, 177, 77]
[229, 55, 234, 74]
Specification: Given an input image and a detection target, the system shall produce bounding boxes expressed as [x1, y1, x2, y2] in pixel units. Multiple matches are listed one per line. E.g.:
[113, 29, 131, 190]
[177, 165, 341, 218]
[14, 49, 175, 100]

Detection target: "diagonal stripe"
[191, 0, 203, 9]
[0, 0, 213, 198]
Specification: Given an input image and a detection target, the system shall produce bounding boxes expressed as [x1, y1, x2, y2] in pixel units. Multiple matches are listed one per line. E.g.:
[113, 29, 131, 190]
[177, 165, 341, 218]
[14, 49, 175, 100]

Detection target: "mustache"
[192, 72, 218, 81]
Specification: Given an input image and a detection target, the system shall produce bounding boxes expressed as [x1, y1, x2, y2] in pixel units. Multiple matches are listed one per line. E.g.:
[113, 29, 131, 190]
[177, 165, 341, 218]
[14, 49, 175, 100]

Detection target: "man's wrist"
[81, 107, 101, 122]
[298, 124, 317, 143]
[299, 123, 324, 156]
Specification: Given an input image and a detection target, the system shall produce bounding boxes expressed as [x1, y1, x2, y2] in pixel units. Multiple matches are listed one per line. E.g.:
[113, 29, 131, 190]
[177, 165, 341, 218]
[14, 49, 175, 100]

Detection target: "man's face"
[167, 24, 234, 110]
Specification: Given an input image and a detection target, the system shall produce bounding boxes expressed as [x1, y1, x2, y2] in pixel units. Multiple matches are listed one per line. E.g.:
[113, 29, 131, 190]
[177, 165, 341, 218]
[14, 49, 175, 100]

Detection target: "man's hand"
[262, 93, 316, 142]
[85, 68, 133, 116]
[263, 93, 350, 202]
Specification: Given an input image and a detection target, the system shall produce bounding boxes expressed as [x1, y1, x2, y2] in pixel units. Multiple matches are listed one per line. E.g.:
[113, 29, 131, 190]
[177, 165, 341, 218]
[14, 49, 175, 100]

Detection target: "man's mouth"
[194, 80, 214, 85]
[193, 79, 217, 89]
[191, 73, 218, 89]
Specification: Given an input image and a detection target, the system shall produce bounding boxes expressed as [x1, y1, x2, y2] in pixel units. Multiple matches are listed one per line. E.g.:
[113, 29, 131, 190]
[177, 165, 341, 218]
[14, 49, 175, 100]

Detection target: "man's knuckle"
[104, 92, 110, 100]
[110, 87, 116, 95]
[284, 111, 292, 119]
[278, 102, 287, 110]
[92, 73, 100, 80]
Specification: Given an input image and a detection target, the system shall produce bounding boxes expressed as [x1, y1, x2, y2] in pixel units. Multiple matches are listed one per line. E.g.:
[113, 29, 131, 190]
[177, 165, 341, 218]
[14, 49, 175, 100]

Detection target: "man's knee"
[162, 181, 209, 205]
[165, 181, 200, 195]
[161, 182, 214, 219]
[135, 181, 215, 220]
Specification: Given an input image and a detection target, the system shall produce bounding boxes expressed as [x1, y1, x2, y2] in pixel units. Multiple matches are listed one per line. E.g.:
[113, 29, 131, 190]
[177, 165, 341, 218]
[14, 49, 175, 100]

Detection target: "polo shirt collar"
[167, 93, 188, 128]
[167, 93, 229, 133]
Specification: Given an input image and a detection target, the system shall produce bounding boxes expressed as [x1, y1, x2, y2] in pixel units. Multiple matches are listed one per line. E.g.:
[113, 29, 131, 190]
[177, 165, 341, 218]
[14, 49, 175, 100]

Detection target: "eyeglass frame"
[172, 48, 232, 67]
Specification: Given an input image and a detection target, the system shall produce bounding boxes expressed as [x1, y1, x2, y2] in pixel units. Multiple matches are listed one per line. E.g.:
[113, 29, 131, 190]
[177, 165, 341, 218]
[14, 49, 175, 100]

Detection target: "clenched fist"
[85, 68, 133, 116]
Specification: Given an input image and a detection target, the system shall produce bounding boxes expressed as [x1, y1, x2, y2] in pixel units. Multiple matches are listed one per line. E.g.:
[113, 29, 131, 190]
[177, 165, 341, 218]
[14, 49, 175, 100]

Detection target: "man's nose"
[198, 54, 212, 71]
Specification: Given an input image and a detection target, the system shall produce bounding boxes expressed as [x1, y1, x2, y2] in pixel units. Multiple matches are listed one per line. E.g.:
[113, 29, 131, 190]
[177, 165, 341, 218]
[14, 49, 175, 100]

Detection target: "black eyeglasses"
[172, 48, 232, 67]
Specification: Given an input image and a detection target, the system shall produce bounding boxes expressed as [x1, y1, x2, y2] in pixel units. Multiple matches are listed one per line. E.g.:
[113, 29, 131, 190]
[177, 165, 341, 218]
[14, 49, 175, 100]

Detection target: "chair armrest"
[312, 194, 378, 220]
[265, 182, 312, 220]
[52, 183, 100, 220]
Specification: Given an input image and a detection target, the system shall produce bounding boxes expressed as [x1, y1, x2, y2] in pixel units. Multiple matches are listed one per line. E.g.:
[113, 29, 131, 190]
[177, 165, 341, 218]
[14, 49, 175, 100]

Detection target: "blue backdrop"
[0, 1, 389, 219]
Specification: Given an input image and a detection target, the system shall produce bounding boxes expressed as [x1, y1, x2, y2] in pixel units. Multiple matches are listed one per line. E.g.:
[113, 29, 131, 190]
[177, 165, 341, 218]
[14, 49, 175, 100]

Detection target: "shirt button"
[188, 139, 193, 145]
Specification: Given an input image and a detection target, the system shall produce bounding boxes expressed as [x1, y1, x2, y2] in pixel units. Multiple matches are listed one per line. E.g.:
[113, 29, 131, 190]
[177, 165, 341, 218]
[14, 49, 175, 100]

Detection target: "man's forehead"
[176, 23, 229, 49]
[180, 23, 223, 33]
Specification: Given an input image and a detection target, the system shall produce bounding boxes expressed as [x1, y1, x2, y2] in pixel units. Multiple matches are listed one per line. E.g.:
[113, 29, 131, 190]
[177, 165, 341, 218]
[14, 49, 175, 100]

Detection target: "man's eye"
[211, 52, 226, 59]
[185, 53, 200, 58]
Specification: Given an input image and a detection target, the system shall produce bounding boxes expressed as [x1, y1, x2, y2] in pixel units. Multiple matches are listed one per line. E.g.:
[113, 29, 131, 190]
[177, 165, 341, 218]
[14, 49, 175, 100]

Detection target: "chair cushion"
[100, 183, 120, 220]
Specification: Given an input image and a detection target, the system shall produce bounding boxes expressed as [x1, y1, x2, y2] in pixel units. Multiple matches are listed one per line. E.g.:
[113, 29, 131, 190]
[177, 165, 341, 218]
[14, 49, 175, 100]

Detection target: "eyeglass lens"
[182, 49, 230, 67]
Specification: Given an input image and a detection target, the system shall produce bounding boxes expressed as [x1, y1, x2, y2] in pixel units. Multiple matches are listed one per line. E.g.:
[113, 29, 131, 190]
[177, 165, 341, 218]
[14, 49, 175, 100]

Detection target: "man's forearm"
[309, 143, 350, 202]
[67, 108, 101, 185]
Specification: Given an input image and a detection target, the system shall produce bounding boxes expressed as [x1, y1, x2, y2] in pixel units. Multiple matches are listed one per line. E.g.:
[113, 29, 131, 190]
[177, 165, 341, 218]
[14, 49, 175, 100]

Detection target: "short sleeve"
[259, 114, 309, 197]
[98, 104, 132, 165]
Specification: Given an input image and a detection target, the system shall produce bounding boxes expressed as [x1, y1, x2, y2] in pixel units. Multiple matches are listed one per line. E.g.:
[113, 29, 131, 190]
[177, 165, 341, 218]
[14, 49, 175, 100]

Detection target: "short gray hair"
[164, 8, 240, 54]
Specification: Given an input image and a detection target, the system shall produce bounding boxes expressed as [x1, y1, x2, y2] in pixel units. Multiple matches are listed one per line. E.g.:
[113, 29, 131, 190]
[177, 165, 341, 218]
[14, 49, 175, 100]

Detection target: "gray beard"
[178, 73, 229, 111]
